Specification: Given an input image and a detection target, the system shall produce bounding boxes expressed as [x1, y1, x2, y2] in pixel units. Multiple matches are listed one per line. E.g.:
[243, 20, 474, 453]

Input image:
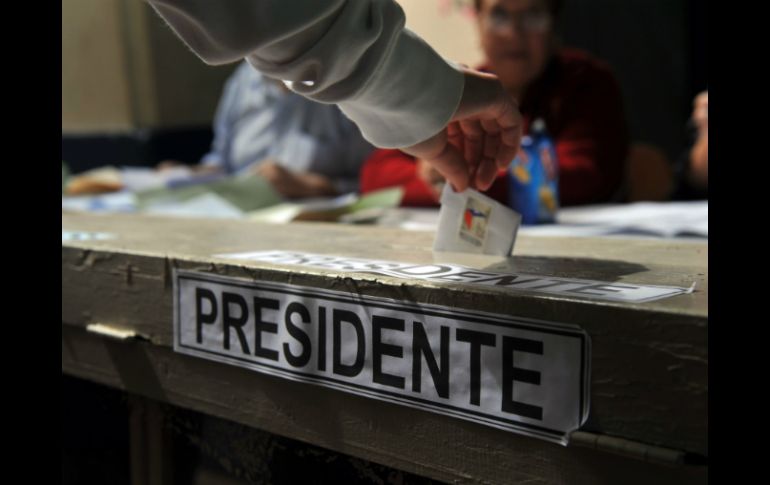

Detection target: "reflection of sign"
[174, 270, 591, 445]
[214, 251, 695, 303]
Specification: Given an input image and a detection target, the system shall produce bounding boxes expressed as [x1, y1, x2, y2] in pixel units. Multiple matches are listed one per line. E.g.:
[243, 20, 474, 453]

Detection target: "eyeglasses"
[481, 8, 552, 34]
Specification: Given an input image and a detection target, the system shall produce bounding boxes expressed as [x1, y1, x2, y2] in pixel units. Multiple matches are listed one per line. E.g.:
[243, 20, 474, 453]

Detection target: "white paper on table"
[143, 193, 243, 219]
[120, 166, 194, 192]
[61, 191, 138, 213]
[554, 201, 708, 238]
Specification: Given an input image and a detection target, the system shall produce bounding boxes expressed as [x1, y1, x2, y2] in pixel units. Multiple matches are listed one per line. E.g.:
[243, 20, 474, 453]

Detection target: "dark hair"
[473, 0, 564, 17]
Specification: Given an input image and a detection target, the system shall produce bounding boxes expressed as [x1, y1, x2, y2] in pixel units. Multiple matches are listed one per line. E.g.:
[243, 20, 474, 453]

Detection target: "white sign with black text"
[174, 270, 590, 445]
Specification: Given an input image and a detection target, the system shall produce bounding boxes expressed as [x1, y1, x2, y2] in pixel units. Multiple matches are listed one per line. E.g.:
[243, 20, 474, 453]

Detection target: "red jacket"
[360, 48, 629, 207]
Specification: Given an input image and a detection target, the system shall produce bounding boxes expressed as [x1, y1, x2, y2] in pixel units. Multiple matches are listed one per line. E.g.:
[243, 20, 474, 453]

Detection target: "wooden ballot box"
[62, 212, 707, 484]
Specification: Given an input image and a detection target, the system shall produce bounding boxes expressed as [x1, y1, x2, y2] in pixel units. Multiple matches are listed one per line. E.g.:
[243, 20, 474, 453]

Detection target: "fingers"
[474, 156, 499, 191]
[425, 142, 470, 192]
[488, 97, 522, 169]
[458, 118, 483, 168]
[401, 68, 524, 194]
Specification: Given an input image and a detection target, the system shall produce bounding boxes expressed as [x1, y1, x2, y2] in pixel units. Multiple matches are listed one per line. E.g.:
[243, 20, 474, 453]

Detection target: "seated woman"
[360, 0, 628, 207]
[671, 90, 708, 200]
[182, 61, 375, 198]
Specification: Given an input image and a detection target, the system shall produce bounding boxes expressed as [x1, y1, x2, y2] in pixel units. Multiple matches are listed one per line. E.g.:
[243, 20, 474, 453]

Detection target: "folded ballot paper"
[433, 184, 522, 256]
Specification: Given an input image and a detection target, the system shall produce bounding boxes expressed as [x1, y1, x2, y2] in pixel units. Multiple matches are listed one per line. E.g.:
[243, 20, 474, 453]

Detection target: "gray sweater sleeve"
[146, 0, 464, 148]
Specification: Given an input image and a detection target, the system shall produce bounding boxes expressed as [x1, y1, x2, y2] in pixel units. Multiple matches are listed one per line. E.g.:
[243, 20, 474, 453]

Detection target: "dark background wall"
[558, 0, 707, 160]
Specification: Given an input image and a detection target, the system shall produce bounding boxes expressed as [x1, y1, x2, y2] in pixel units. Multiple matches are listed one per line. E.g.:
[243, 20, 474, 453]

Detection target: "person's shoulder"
[226, 61, 292, 104]
[231, 61, 268, 85]
[556, 48, 616, 81]
[556, 47, 612, 74]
